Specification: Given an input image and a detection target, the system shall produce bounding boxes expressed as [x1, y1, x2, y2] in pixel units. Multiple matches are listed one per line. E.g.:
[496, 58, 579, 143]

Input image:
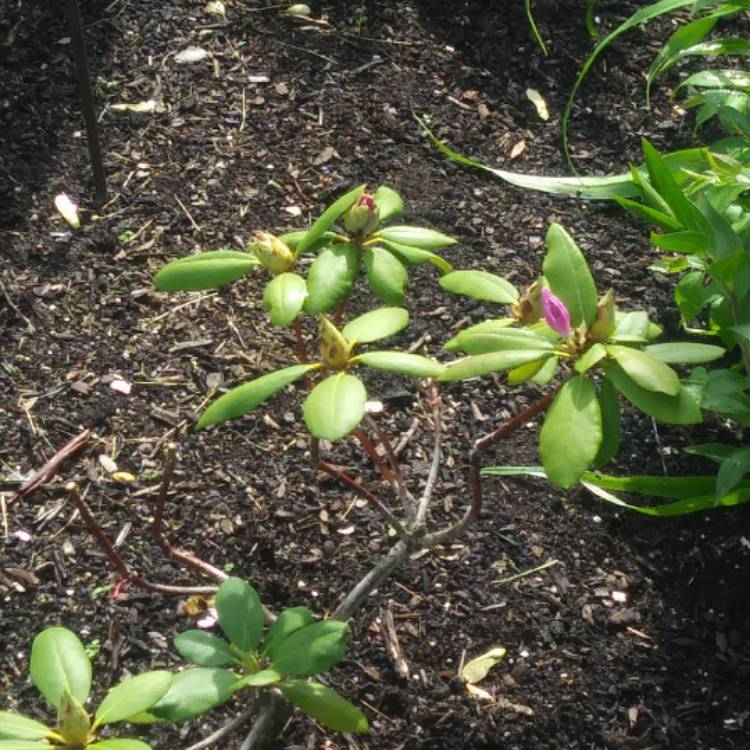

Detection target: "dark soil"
[1, 1, 749, 749]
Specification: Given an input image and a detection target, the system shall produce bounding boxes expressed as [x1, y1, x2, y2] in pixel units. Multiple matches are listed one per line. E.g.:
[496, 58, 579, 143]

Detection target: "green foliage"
[154, 184, 455, 326]
[440, 223, 714, 486]
[4, 628, 173, 750]
[196, 308, 443, 441]
[173, 578, 367, 734]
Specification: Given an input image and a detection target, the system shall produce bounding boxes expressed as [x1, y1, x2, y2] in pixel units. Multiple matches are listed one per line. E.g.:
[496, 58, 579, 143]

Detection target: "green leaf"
[561, 0, 695, 167]
[94, 671, 172, 727]
[444, 318, 516, 350]
[678, 69, 750, 92]
[675, 271, 706, 320]
[539, 376, 602, 488]
[446, 327, 555, 355]
[262, 273, 307, 327]
[416, 115, 644, 199]
[615, 196, 683, 232]
[380, 241, 452, 273]
[129, 669, 236, 725]
[263, 607, 313, 660]
[543, 223, 597, 327]
[280, 230, 337, 254]
[643, 342, 725, 364]
[651, 230, 707, 255]
[594, 377, 621, 468]
[355, 351, 445, 378]
[30, 627, 92, 709]
[173, 630, 235, 667]
[606, 345, 680, 395]
[303, 244, 359, 314]
[215, 578, 264, 653]
[605, 364, 702, 424]
[524, 0, 548, 54]
[57, 689, 90, 747]
[196, 364, 315, 430]
[440, 350, 552, 382]
[716, 447, 750, 499]
[613, 311, 650, 340]
[684, 442, 737, 463]
[280, 680, 368, 733]
[0, 743, 58, 750]
[153, 251, 256, 292]
[531, 355, 559, 385]
[0, 714, 51, 742]
[438, 270, 518, 304]
[303, 373, 366, 441]
[460, 647, 507, 684]
[575, 343, 607, 373]
[297, 184, 365, 253]
[270, 621, 348, 677]
[364, 247, 407, 304]
[88, 741, 153, 750]
[342, 307, 409, 344]
[232, 670, 282, 689]
[373, 186, 403, 221]
[485, 467, 750, 516]
[377, 225, 456, 249]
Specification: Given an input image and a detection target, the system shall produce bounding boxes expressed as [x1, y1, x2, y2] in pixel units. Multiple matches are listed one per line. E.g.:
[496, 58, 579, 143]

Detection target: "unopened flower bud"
[344, 193, 380, 237]
[249, 231, 295, 274]
[319, 316, 353, 369]
[511, 279, 543, 324]
[541, 288, 571, 337]
[588, 289, 616, 343]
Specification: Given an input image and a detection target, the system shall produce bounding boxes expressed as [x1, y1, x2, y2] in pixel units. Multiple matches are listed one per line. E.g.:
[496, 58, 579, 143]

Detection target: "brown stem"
[15, 429, 91, 502]
[425, 386, 559, 547]
[292, 319, 308, 363]
[317, 460, 407, 538]
[70, 484, 217, 596]
[366, 416, 407, 499]
[151, 445, 228, 582]
[353, 427, 396, 485]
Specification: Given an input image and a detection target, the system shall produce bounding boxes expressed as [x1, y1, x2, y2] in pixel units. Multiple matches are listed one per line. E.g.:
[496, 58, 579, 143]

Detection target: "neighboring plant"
[164, 577, 367, 734]
[0, 627, 173, 750]
[615, 139, 750, 416]
[438, 222, 724, 488]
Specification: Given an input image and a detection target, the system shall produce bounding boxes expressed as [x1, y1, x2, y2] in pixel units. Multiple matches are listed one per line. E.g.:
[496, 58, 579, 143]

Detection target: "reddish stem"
[151, 445, 227, 582]
[15, 429, 90, 502]
[353, 427, 396, 485]
[70, 484, 217, 596]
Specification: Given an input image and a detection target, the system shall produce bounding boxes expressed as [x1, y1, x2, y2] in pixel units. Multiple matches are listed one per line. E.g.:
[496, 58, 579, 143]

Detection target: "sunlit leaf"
[373, 186, 404, 222]
[440, 350, 552, 382]
[279, 680, 368, 733]
[270, 621, 348, 677]
[460, 647, 506, 684]
[377, 225, 457, 249]
[539, 375, 602, 488]
[304, 244, 359, 315]
[173, 631, 235, 667]
[262, 273, 307, 326]
[0, 714, 52, 742]
[196, 364, 315, 430]
[154, 251, 256, 291]
[439, 270, 518, 304]
[364, 247, 407, 304]
[215, 578, 264, 652]
[303, 373, 366, 441]
[355, 351, 445, 378]
[30, 628, 92, 709]
[297, 185, 365, 253]
[342, 307, 409, 344]
[607, 345, 680, 396]
[94, 672, 172, 727]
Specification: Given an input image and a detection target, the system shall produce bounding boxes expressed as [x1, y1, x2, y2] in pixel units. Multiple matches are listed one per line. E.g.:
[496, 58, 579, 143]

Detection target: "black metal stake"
[65, 0, 108, 205]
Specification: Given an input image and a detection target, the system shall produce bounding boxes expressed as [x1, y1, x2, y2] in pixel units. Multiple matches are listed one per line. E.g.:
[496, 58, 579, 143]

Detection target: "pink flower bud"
[344, 193, 380, 236]
[541, 288, 571, 337]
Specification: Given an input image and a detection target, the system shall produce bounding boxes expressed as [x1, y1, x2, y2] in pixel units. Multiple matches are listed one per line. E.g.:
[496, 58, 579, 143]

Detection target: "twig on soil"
[174, 194, 202, 233]
[151, 444, 228, 582]
[184, 704, 258, 750]
[0, 277, 34, 332]
[366, 415, 409, 502]
[13, 429, 91, 503]
[69, 483, 218, 596]
[493, 558, 560, 586]
[382, 605, 410, 680]
[147, 292, 217, 324]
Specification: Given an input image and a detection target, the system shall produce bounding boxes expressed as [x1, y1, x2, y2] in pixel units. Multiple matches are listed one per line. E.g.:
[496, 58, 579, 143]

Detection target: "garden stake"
[65, 0, 107, 205]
